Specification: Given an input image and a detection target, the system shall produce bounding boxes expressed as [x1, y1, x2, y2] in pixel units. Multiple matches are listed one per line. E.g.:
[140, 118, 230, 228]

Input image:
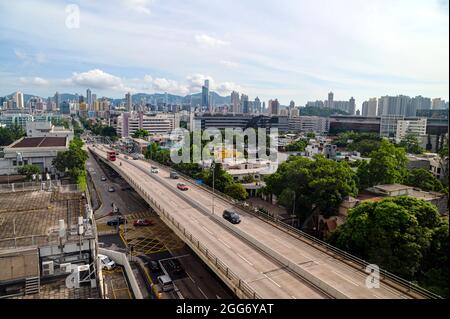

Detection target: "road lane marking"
[218, 238, 231, 249]
[332, 270, 360, 286]
[186, 271, 196, 284]
[237, 253, 254, 266]
[201, 225, 214, 236]
[198, 286, 208, 298]
[263, 273, 281, 288]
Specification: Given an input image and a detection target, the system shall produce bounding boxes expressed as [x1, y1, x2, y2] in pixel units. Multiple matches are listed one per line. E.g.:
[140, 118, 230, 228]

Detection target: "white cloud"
[152, 78, 189, 95]
[220, 60, 239, 68]
[65, 69, 136, 93]
[14, 49, 46, 64]
[19, 77, 50, 86]
[194, 34, 229, 48]
[122, 0, 152, 15]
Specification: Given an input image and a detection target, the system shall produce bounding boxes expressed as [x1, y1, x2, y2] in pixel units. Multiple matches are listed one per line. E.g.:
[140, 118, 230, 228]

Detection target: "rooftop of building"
[8, 136, 67, 149]
[0, 188, 93, 249]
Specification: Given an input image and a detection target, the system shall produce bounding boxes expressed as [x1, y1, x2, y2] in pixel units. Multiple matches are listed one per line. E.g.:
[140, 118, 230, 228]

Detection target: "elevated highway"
[88, 144, 437, 299]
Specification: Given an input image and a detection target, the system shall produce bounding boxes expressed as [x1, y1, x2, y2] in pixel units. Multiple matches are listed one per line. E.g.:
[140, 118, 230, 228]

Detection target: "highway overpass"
[88, 144, 438, 299]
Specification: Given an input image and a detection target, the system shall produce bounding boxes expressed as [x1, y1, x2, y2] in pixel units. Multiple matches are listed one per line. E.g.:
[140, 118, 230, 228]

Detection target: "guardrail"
[140, 157, 442, 299]
[91, 148, 261, 299]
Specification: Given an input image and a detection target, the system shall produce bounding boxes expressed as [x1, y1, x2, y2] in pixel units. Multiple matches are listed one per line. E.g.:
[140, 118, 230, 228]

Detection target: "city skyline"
[0, 0, 449, 106]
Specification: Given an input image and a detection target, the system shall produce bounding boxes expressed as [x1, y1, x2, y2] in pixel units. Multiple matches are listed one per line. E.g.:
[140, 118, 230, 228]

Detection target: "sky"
[0, 0, 448, 108]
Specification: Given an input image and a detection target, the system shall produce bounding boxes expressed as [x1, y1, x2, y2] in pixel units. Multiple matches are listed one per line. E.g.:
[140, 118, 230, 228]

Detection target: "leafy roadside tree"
[0, 124, 26, 146]
[242, 174, 255, 184]
[405, 168, 446, 193]
[306, 132, 316, 139]
[398, 133, 424, 154]
[17, 164, 41, 180]
[264, 155, 358, 219]
[204, 163, 234, 193]
[327, 196, 448, 297]
[224, 183, 249, 201]
[356, 139, 407, 188]
[438, 136, 449, 186]
[52, 137, 88, 179]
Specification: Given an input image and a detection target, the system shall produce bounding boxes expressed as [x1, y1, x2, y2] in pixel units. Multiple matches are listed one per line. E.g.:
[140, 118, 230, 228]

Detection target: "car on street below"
[98, 254, 116, 270]
[148, 260, 161, 272]
[222, 209, 241, 224]
[177, 183, 188, 191]
[101, 176, 107, 181]
[133, 219, 155, 227]
[170, 172, 179, 179]
[106, 216, 127, 226]
[108, 186, 115, 192]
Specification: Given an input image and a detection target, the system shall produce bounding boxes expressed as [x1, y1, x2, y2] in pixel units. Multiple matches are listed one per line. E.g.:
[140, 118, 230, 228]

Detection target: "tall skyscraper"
[254, 97, 261, 113]
[241, 94, 249, 113]
[327, 92, 334, 108]
[201, 80, 209, 111]
[54, 92, 60, 111]
[349, 97, 355, 115]
[14, 91, 24, 109]
[231, 91, 240, 113]
[269, 99, 279, 115]
[86, 89, 92, 107]
[432, 98, 446, 110]
[126, 92, 132, 112]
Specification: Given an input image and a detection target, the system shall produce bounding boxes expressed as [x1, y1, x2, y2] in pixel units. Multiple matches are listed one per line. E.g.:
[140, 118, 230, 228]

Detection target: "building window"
[12, 160, 17, 166]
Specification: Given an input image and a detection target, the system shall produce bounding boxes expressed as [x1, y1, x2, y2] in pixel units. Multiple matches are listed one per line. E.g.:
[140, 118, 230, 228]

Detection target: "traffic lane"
[176, 254, 234, 299]
[132, 156, 407, 299]
[99, 151, 325, 299]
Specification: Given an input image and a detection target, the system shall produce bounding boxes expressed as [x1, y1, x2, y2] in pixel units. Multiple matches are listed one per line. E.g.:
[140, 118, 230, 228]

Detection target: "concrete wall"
[98, 248, 143, 299]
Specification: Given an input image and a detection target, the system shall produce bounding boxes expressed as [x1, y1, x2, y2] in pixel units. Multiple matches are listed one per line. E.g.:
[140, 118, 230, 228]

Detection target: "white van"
[98, 254, 116, 270]
[157, 275, 174, 292]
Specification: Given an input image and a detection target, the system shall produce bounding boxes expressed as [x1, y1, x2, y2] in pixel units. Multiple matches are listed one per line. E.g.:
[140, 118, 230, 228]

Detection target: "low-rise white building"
[395, 118, 427, 142]
[0, 136, 68, 175]
[116, 112, 179, 138]
[25, 121, 74, 141]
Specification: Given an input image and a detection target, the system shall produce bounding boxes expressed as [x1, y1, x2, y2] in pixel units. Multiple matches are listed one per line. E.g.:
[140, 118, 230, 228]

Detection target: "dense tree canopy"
[0, 125, 25, 146]
[333, 131, 382, 156]
[397, 133, 424, 154]
[285, 139, 307, 152]
[327, 196, 448, 297]
[405, 168, 447, 193]
[53, 138, 88, 179]
[356, 139, 408, 189]
[132, 129, 149, 139]
[264, 155, 358, 219]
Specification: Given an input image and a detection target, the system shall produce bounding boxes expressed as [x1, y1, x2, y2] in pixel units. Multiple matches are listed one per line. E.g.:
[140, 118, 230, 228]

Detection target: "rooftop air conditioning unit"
[42, 261, 54, 276]
[60, 263, 72, 273]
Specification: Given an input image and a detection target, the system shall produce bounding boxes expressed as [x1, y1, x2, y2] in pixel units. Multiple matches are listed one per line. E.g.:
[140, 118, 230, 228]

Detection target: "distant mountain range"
[2, 91, 231, 106]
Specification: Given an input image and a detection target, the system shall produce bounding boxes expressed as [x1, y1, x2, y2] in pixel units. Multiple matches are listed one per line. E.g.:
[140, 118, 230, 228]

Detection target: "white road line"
[372, 293, 381, 299]
[201, 225, 214, 236]
[198, 286, 208, 298]
[218, 238, 231, 249]
[237, 253, 254, 266]
[263, 274, 282, 288]
[185, 271, 195, 284]
[332, 270, 360, 287]
[291, 296, 296, 299]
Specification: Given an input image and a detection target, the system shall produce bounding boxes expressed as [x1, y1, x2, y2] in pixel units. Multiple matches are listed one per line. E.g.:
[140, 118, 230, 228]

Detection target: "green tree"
[286, 139, 307, 152]
[306, 132, 316, 139]
[17, 164, 41, 180]
[264, 155, 358, 219]
[356, 139, 407, 188]
[398, 133, 424, 154]
[132, 129, 149, 139]
[53, 138, 88, 179]
[204, 163, 234, 193]
[242, 174, 255, 184]
[327, 196, 441, 279]
[405, 168, 446, 193]
[224, 183, 249, 201]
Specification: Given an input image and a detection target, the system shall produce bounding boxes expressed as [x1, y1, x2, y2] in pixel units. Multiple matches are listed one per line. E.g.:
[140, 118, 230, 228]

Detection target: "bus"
[106, 150, 116, 161]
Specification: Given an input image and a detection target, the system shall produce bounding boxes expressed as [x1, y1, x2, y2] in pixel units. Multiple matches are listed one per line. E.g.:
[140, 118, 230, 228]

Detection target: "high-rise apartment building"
[125, 92, 132, 112]
[54, 92, 60, 111]
[432, 98, 446, 110]
[201, 80, 209, 111]
[86, 89, 92, 107]
[14, 91, 24, 109]
[269, 99, 280, 115]
[231, 91, 240, 113]
[362, 98, 377, 117]
[254, 97, 261, 113]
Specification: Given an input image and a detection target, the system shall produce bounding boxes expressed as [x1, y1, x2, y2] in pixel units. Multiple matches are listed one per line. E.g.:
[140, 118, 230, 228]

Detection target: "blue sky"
[0, 0, 448, 108]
